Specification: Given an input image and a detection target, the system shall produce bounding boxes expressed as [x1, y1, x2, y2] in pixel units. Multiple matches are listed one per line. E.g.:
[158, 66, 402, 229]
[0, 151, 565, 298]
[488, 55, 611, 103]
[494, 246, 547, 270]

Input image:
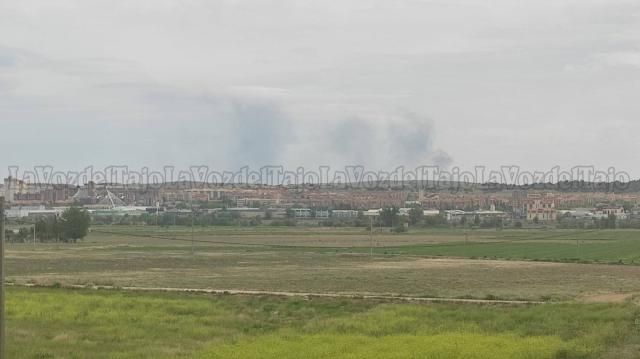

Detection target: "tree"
[379, 207, 400, 227]
[175, 202, 188, 210]
[60, 207, 91, 242]
[285, 208, 295, 219]
[35, 216, 62, 242]
[408, 207, 424, 226]
[17, 227, 30, 242]
[423, 214, 445, 227]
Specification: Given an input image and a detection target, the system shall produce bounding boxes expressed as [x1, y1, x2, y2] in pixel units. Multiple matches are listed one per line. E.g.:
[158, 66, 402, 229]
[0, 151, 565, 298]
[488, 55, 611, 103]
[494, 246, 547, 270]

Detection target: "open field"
[7, 287, 640, 358]
[94, 226, 640, 263]
[5, 226, 640, 301]
[6, 226, 640, 358]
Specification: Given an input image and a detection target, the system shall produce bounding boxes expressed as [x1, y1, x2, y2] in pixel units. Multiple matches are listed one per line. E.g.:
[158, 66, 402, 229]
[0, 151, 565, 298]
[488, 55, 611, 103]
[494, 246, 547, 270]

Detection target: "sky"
[1, 0, 639, 181]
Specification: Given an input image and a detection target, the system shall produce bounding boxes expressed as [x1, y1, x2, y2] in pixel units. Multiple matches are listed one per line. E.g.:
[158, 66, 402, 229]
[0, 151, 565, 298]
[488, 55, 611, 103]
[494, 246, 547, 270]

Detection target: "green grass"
[204, 333, 567, 359]
[7, 287, 374, 358]
[326, 229, 640, 264]
[95, 226, 640, 264]
[6, 287, 640, 358]
[365, 239, 640, 264]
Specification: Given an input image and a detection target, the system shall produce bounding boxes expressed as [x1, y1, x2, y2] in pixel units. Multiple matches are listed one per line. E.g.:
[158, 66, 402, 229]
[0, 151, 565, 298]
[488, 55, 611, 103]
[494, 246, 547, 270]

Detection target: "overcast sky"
[1, 0, 639, 179]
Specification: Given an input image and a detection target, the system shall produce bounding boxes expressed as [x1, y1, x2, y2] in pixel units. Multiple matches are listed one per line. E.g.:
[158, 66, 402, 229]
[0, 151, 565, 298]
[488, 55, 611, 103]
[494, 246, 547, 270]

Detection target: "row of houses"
[4, 177, 638, 224]
[289, 208, 443, 219]
[559, 206, 628, 220]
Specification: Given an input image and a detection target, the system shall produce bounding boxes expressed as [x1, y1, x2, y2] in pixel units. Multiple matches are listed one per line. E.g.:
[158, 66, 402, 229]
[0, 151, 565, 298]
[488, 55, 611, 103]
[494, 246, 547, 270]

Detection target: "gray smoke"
[139, 91, 293, 169]
[328, 117, 376, 166]
[327, 113, 452, 170]
[227, 99, 292, 167]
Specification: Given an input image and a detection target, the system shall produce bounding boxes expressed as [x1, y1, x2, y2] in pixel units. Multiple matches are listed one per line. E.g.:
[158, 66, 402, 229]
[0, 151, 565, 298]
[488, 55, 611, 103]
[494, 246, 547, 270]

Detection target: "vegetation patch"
[6, 287, 639, 358]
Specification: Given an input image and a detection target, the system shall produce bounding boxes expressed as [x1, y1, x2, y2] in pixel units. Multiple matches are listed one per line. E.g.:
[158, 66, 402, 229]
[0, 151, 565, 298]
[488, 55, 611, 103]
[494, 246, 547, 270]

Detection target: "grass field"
[5, 226, 640, 301]
[365, 239, 640, 264]
[7, 287, 640, 358]
[95, 226, 640, 265]
[362, 229, 640, 264]
[7, 226, 640, 357]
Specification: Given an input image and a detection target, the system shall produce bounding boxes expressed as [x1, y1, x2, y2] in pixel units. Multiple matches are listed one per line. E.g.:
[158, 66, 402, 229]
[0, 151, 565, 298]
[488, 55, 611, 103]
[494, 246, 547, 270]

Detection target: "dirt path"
[579, 293, 634, 303]
[11, 283, 546, 305]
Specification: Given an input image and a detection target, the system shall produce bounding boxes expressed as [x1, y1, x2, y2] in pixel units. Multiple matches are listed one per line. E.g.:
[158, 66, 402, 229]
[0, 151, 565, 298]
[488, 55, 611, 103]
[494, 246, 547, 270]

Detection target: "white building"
[332, 210, 359, 218]
[444, 209, 506, 223]
[423, 209, 440, 217]
[292, 208, 312, 218]
[594, 206, 627, 220]
[6, 206, 66, 218]
[6, 206, 46, 218]
[363, 209, 381, 217]
[315, 209, 330, 219]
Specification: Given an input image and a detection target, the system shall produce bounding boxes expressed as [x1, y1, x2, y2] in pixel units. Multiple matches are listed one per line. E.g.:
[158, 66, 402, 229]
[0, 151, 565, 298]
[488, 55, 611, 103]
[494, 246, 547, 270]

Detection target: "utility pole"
[369, 215, 373, 257]
[190, 192, 194, 255]
[1, 197, 6, 359]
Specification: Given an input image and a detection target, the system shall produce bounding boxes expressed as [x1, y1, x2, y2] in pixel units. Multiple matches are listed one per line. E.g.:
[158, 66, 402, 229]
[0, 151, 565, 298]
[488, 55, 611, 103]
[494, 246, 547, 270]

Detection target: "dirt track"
[12, 283, 546, 305]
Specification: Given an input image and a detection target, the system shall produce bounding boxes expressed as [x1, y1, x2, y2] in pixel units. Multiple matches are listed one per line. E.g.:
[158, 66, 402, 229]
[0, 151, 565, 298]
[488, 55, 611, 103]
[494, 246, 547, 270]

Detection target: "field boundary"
[8, 282, 547, 305]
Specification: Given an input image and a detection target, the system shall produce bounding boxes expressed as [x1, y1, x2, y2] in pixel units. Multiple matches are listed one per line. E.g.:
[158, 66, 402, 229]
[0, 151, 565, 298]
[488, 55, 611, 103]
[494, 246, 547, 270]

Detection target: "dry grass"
[6, 228, 640, 301]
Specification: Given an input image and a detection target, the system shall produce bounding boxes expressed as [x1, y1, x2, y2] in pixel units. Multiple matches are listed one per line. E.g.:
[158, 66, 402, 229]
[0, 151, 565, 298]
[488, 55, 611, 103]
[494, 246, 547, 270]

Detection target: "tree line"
[6, 207, 91, 243]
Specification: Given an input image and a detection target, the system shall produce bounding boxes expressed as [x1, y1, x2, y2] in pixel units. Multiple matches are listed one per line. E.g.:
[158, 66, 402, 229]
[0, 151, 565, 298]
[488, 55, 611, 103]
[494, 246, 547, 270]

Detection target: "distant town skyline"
[1, 0, 639, 178]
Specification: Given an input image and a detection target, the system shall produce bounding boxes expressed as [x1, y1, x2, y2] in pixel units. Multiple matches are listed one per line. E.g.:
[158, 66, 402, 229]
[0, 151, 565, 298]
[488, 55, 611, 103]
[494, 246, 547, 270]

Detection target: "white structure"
[363, 209, 381, 217]
[558, 209, 595, 219]
[315, 209, 330, 219]
[6, 206, 66, 218]
[423, 209, 440, 217]
[6, 206, 46, 218]
[444, 209, 506, 223]
[332, 210, 359, 218]
[444, 210, 466, 222]
[559, 207, 628, 221]
[593, 206, 627, 220]
[398, 208, 412, 216]
[292, 208, 312, 218]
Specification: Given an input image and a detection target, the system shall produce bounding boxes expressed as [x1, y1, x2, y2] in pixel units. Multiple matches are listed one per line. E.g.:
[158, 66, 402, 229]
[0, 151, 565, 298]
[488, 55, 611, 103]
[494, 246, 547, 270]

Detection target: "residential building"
[524, 193, 557, 222]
